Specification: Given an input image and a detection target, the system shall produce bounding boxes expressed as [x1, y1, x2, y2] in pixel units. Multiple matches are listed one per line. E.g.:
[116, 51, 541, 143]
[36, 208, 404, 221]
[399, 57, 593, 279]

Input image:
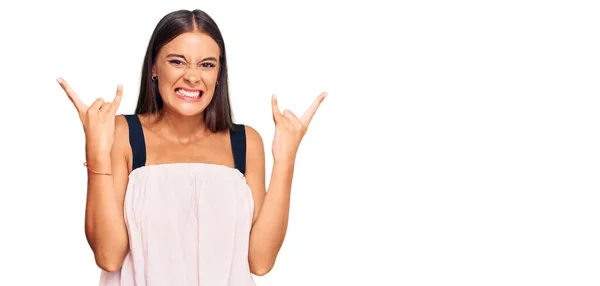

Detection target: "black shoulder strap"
[229, 124, 246, 175]
[124, 114, 147, 171]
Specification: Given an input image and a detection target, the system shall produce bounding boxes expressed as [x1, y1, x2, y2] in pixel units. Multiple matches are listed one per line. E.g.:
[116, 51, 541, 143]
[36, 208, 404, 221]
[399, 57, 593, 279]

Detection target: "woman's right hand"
[57, 77, 123, 157]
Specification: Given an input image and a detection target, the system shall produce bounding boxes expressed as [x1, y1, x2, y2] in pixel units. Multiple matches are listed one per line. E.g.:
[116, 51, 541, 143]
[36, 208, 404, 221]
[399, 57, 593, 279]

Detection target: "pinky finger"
[109, 84, 123, 114]
[271, 94, 282, 124]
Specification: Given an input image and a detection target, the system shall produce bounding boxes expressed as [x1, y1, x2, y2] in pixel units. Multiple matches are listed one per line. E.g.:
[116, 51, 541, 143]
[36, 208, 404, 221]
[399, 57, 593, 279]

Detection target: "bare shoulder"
[113, 115, 133, 170]
[243, 125, 264, 152]
[242, 124, 265, 179]
[114, 115, 130, 146]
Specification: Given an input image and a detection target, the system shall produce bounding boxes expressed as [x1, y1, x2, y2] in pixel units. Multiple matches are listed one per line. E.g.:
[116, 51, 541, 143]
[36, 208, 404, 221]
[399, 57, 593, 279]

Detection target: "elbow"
[248, 244, 281, 276]
[98, 263, 122, 273]
[85, 231, 128, 272]
[250, 265, 273, 277]
[96, 257, 124, 272]
[250, 260, 274, 276]
[93, 249, 126, 272]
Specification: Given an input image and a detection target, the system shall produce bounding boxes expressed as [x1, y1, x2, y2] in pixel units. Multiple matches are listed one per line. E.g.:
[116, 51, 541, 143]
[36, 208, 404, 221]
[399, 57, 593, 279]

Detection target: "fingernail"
[56, 77, 62, 83]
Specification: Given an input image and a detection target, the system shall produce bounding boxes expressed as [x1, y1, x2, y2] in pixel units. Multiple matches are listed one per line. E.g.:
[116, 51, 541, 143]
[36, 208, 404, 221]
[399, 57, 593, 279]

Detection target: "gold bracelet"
[83, 162, 111, 176]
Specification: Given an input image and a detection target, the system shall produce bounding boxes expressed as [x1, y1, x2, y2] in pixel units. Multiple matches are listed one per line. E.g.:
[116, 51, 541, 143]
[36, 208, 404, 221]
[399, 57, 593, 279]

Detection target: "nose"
[184, 70, 201, 85]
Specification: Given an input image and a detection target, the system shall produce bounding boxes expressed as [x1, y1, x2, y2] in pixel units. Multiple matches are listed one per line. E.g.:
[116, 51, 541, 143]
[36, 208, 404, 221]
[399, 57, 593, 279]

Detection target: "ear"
[151, 66, 156, 77]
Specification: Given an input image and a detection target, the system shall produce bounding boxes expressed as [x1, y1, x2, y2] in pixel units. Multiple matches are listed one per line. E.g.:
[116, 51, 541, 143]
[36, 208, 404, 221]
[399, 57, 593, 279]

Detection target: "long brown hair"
[135, 9, 233, 132]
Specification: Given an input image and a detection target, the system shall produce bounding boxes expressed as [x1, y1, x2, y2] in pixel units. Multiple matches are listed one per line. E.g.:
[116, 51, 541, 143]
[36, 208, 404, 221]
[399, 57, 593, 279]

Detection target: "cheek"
[158, 84, 172, 96]
[202, 71, 219, 85]
[157, 68, 182, 93]
[161, 66, 185, 82]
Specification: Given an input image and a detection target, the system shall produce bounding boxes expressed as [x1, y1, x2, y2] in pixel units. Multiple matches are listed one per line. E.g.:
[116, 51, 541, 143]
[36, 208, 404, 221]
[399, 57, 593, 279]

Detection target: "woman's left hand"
[271, 92, 327, 163]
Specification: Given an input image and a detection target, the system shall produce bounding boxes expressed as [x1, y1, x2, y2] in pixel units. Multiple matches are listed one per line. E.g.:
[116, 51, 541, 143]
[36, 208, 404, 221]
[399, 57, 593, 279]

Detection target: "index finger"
[57, 77, 87, 112]
[300, 92, 327, 125]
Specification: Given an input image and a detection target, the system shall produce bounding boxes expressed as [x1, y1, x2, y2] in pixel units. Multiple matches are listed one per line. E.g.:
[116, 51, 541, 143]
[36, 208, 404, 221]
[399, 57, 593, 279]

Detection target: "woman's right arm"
[57, 78, 130, 272]
[84, 115, 131, 272]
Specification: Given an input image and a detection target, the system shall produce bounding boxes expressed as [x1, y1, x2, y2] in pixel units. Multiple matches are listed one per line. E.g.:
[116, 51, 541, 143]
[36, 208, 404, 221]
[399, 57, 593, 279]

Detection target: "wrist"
[85, 153, 112, 169]
[86, 144, 111, 158]
[273, 158, 295, 170]
[273, 151, 297, 164]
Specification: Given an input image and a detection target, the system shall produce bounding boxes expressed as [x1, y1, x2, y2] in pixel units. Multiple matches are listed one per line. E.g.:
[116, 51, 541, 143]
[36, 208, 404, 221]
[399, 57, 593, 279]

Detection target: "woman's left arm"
[244, 92, 327, 276]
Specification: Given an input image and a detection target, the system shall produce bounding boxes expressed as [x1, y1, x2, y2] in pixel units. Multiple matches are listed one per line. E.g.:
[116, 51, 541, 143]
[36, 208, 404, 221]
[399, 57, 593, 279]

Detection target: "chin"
[175, 107, 208, 117]
[164, 101, 208, 117]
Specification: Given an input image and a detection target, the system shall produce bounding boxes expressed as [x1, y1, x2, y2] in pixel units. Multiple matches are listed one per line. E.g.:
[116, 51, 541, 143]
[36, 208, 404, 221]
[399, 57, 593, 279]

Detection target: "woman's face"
[152, 31, 221, 117]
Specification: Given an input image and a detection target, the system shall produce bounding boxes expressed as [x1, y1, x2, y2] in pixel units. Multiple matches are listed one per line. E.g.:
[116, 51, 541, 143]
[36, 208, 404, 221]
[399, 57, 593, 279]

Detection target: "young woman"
[57, 9, 326, 286]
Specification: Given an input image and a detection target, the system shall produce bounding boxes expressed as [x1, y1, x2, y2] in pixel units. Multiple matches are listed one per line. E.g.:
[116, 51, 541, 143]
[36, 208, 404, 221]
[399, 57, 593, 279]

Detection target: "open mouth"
[175, 88, 204, 101]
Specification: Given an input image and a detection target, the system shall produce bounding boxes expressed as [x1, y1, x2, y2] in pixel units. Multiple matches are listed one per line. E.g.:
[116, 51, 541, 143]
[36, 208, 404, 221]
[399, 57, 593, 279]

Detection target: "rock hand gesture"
[270, 92, 327, 163]
[57, 77, 123, 157]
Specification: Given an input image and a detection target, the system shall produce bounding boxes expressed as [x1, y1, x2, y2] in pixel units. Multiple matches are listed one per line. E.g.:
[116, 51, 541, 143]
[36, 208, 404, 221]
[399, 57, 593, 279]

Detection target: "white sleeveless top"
[99, 115, 256, 286]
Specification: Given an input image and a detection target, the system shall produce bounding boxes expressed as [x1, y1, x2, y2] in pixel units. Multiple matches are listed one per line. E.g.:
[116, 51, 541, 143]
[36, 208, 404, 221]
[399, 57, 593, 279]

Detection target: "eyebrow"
[166, 54, 218, 62]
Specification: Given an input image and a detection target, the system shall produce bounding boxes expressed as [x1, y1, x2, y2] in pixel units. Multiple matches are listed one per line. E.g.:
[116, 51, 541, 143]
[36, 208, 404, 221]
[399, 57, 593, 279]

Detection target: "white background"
[0, 0, 599, 285]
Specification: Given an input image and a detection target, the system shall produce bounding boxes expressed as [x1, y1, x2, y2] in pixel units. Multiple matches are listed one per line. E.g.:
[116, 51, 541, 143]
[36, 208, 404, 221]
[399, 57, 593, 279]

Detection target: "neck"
[155, 109, 208, 143]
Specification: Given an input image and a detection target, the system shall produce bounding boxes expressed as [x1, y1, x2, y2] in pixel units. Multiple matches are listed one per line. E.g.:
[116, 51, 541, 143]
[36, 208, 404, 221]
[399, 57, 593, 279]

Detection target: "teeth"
[176, 89, 201, 98]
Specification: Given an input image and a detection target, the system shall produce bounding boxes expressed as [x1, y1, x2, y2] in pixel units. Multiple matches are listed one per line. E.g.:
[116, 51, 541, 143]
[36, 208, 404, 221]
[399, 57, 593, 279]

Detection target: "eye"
[200, 62, 216, 68]
[168, 60, 185, 66]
